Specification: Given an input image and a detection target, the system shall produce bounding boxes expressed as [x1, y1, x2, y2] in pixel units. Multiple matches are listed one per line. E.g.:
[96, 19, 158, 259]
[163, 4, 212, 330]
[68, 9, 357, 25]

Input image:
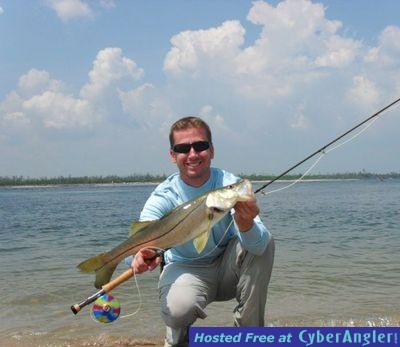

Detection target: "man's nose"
[188, 147, 198, 156]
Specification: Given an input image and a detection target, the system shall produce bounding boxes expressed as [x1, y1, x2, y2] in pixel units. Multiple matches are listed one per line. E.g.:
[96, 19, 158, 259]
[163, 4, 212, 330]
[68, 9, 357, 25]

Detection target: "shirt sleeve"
[139, 190, 175, 221]
[233, 214, 271, 256]
[139, 175, 180, 221]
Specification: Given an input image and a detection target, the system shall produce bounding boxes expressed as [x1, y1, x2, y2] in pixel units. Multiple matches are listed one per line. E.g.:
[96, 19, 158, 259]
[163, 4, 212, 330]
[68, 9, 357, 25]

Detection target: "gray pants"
[158, 236, 275, 347]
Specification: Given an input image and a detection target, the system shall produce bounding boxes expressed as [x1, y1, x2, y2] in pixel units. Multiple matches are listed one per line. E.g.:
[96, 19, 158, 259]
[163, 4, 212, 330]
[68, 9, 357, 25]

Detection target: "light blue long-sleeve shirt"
[135, 168, 271, 265]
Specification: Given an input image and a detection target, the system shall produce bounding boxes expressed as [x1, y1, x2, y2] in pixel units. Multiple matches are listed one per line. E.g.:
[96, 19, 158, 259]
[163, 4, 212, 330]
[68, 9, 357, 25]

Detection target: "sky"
[1, 0, 400, 178]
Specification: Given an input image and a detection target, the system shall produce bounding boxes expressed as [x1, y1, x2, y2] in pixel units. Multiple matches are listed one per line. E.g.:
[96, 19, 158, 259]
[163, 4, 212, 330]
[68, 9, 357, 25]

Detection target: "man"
[130, 116, 274, 347]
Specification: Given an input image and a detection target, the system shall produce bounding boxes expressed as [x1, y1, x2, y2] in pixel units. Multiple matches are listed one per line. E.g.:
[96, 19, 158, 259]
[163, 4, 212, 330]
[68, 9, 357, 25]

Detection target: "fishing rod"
[71, 249, 163, 321]
[254, 96, 400, 195]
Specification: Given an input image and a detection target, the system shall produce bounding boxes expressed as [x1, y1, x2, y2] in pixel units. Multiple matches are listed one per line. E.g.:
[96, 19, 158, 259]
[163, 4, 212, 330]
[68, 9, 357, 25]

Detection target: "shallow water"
[0, 179, 399, 346]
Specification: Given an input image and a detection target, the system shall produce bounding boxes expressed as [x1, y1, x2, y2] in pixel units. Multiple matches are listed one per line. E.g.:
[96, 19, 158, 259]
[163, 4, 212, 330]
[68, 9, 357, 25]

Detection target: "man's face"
[169, 127, 214, 187]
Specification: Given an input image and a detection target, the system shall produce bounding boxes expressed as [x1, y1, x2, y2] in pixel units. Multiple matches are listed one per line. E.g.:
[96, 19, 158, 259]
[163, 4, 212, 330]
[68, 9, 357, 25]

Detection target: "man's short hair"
[169, 116, 212, 147]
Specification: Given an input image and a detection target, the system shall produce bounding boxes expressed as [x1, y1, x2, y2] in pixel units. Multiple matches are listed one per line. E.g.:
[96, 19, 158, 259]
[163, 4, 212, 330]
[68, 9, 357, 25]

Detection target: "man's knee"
[160, 286, 207, 328]
[242, 237, 275, 279]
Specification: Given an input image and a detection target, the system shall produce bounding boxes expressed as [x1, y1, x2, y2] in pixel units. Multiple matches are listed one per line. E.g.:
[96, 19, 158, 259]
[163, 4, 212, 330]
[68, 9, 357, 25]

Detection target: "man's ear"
[169, 149, 177, 163]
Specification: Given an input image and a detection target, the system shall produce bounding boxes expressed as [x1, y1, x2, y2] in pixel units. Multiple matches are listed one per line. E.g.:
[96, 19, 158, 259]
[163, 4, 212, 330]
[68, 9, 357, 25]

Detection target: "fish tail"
[77, 252, 118, 289]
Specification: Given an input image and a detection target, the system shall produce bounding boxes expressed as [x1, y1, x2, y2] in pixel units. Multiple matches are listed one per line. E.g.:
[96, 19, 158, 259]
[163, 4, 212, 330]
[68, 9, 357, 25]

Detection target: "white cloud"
[23, 91, 96, 129]
[18, 69, 64, 97]
[315, 36, 360, 68]
[3, 112, 31, 127]
[365, 26, 400, 67]
[229, 0, 346, 75]
[119, 83, 155, 114]
[164, 0, 363, 103]
[0, 70, 93, 131]
[80, 48, 144, 101]
[0, 92, 32, 131]
[46, 0, 93, 21]
[0, 6, 4, 15]
[100, 0, 116, 9]
[119, 83, 174, 128]
[164, 20, 245, 76]
[347, 75, 380, 110]
[1, 48, 147, 132]
[247, 0, 340, 35]
[290, 104, 310, 129]
[199, 105, 226, 128]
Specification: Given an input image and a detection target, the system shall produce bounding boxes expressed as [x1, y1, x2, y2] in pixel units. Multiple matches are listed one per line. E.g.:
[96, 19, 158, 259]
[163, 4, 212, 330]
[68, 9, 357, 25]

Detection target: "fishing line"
[261, 152, 325, 196]
[176, 218, 235, 262]
[118, 260, 142, 320]
[119, 246, 166, 320]
[254, 96, 400, 195]
[260, 113, 380, 195]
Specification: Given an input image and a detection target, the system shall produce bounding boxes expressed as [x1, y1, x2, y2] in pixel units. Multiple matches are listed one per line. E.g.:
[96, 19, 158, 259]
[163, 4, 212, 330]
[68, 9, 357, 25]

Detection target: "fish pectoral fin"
[129, 220, 155, 236]
[94, 262, 118, 289]
[193, 230, 211, 254]
[78, 252, 109, 273]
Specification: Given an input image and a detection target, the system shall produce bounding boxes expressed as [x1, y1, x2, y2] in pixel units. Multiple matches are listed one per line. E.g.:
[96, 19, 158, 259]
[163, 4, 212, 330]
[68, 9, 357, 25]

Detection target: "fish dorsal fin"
[192, 229, 211, 253]
[129, 220, 155, 237]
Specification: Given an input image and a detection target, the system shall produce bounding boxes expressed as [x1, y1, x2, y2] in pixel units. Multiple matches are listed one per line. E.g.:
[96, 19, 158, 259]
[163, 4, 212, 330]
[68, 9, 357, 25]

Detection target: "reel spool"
[91, 294, 121, 323]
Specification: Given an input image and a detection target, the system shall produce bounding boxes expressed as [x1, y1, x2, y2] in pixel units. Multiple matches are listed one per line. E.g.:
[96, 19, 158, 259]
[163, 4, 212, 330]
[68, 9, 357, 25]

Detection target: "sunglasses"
[172, 141, 210, 154]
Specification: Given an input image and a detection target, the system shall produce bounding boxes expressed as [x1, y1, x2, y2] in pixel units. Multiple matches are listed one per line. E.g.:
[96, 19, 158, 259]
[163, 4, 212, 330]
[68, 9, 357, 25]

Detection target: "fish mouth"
[237, 180, 255, 200]
[210, 206, 226, 214]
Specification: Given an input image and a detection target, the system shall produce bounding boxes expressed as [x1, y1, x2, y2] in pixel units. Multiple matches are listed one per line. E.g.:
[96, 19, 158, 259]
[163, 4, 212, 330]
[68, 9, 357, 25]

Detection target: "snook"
[78, 179, 255, 288]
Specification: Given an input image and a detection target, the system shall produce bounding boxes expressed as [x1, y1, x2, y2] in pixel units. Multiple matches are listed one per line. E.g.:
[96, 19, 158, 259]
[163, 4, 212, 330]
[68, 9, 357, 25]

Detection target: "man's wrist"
[235, 218, 254, 232]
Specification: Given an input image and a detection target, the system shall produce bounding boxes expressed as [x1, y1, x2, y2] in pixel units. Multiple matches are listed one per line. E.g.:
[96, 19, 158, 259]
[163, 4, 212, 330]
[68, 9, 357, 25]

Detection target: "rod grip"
[102, 268, 134, 292]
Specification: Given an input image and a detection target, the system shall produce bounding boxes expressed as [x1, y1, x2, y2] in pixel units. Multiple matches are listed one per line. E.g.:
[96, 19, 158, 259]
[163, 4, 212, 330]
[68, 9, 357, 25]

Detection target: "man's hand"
[233, 199, 260, 232]
[131, 248, 162, 274]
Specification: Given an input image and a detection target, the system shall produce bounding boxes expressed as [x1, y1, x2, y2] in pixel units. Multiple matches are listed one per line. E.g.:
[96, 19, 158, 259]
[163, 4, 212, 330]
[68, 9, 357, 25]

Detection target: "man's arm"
[233, 199, 270, 256]
[234, 200, 260, 232]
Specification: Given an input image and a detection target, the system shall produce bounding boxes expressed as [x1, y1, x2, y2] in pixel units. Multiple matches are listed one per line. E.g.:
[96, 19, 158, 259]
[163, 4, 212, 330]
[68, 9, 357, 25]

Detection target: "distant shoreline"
[1, 172, 398, 187]
[2, 181, 161, 189]
[1, 179, 359, 190]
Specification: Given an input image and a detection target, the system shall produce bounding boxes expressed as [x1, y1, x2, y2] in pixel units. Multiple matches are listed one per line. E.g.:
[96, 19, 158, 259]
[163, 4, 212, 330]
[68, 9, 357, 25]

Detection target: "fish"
[77, 179, 255, 288]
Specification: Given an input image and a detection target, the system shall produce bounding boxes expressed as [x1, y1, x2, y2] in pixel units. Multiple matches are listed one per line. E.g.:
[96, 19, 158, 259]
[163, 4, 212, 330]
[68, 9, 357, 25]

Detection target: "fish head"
[205, 179, 255, 215]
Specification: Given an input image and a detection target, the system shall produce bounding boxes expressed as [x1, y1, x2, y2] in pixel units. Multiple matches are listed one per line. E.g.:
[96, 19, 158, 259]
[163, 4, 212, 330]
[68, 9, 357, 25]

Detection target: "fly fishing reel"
[91, 294, 121, 323]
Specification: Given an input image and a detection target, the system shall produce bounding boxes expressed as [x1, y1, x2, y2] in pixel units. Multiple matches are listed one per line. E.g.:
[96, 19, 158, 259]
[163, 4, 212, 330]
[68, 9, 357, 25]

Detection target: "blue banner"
[190, 327, 399, 347]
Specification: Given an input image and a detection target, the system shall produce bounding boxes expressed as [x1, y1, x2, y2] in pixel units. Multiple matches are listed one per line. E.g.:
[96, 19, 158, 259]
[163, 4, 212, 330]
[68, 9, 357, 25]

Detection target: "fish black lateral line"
[76, 179, 255, 289]
[254, 96, 400, 195]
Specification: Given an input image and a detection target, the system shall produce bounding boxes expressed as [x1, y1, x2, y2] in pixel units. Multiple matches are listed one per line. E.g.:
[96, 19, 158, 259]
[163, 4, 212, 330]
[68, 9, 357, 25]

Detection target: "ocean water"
[0, 179, 399, 346]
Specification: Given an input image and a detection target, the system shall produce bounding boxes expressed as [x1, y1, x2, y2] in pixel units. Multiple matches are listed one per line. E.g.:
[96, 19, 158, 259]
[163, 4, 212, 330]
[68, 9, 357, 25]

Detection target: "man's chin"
[181, 168, 210, 184]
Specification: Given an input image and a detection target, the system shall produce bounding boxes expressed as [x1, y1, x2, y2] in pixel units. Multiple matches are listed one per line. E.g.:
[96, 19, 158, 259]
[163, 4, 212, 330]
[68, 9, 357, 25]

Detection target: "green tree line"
[1, 172, 399, 187]
[0, 174, 167, 186]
